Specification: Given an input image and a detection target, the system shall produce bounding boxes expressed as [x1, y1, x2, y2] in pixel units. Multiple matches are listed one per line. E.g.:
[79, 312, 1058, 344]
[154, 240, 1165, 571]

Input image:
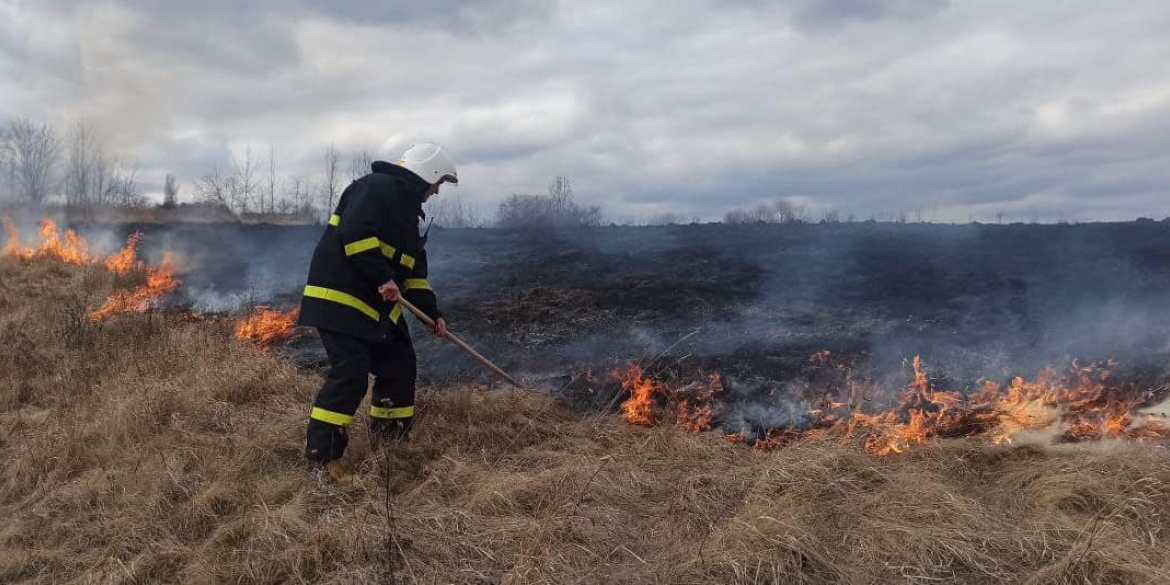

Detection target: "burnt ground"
[71, 220, 1170, 390]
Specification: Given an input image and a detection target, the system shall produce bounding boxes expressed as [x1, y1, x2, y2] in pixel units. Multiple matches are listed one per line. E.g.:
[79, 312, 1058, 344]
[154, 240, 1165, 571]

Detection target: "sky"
[1, 0, 1169, 223]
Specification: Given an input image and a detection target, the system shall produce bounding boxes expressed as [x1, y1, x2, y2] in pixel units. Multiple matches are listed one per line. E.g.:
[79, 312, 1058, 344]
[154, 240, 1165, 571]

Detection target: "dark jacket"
[297, 161, 442, 341]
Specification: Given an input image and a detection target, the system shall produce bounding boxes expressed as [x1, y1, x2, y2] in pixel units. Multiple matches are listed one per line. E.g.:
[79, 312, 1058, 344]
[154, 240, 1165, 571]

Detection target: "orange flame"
[615, 366, 722, 430]
[616, 365, 661, 426]
[2, 218, 151, 275]
[1, 215, 33, 260]
[104, 231, 142, 275]
[35, 219, 90, 264]
[234, 306, 299, 347]
[88, 252, 182, 321]
[614, 354, 1170, 456]
[4, 218, 182, 323]
[2, 217, 90, 264]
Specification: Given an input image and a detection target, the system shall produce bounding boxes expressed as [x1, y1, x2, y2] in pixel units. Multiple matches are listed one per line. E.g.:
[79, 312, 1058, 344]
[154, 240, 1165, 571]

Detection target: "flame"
[104, 231, 142, 275]
[34, 219, 90, 264]
[612, 354, 1170, 456]
[0, 218, 181, 320]
[88, 253, 182, 321]
[1, 217, 89, 264]
[235, 306, 299, 347]
[678, 398, 714, 433]
[615, 366, 722, 429]
[616, 365, 661, 426]
[3, 218, 184, 324]
[2, 216, 142, 272]
[2, 215, 33, 260]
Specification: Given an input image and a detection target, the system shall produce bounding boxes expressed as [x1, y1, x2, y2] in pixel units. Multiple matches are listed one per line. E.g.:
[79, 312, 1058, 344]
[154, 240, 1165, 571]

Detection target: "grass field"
[4, 257, 1170, 584]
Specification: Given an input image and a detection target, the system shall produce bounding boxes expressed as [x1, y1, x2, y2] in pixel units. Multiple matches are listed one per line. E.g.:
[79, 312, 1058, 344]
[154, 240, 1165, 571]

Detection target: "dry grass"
[3, 259, 1170, 584]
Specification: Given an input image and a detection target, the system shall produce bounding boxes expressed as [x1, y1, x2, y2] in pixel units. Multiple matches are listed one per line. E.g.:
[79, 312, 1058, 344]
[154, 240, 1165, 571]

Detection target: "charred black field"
[73, 219, 1170, 384]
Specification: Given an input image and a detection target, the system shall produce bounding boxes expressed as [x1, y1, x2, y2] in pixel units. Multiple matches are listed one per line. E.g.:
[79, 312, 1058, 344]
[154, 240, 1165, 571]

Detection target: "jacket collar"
[371, 160, 428, 216]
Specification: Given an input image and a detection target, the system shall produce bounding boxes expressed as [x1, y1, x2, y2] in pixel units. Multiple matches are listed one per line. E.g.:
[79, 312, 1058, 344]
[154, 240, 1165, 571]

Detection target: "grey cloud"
[789, 0, 950, 30]
[717, 0, 950, 30]
[299, 0, 556, 34]
[1, 0, 1168, 223]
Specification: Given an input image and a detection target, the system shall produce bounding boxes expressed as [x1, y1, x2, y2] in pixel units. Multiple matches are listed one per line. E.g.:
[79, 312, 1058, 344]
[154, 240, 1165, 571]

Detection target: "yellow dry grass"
[3, 258, 1170, 584]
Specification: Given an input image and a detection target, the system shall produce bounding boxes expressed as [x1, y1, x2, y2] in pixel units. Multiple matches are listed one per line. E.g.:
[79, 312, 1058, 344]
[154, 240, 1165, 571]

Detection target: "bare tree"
[62, 121, 147, 208]
[649, 212, 686, 226]
[427, 191, 481, 228]
[162, 174, 180, 208]
[195, 165, 230, 208]
[323, 144, 340, 218]
[723, 198, 808, 225]
[5, 118, 60, 204]
[548, 175, 572, 206]
[287, 175, 314, 220]
[495, 176, 603, 228]
[230, 145, 257, 213]
[63, 120, 125, 207]
[0, 124, 11, 201]
[65, 120, 99, 206]
[266, 144, 277, 215]
[348, 149, 371, 181]
[106, 163, 144, 207]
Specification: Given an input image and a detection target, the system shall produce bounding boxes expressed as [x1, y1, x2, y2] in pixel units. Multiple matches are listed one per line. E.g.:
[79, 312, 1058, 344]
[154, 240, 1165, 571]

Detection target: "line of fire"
[5, 213, 1168, 457]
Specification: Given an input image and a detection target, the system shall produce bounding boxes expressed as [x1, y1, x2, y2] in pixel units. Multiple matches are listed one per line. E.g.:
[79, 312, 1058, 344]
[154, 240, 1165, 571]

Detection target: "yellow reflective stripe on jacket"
[344, 236, 398, 261]
[370, 405, 415, 419]
[389, 303, 402, 323]
[344, 237, 381, 256]
[328, 214, 340, 226]
[404, 278, 431, 291]
[338, 232, 413, 270]
[311, 407, 353, 426]
[303, 285, 380, 322]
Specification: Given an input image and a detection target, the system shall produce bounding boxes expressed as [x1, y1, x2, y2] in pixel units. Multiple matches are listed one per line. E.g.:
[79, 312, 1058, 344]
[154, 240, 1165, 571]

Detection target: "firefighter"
[297, 143, 456, 484]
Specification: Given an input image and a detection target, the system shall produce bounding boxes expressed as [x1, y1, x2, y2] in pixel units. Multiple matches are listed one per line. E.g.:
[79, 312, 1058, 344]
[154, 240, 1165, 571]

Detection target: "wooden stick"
[396, 297, 523, 388]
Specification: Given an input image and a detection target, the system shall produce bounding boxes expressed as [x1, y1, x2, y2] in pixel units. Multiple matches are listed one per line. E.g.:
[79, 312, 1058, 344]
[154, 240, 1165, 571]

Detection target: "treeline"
[1, 114, 870, 228]
[0, 116, 610, 228]
[191, 143, 321, 222]
[0, 118, 144, 209]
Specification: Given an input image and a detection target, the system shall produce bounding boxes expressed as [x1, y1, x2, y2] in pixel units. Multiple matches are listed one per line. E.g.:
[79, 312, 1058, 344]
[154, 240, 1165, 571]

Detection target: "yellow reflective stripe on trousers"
[389, 303, 402, 323]
[379, 242, 397, 259]
[303, 285, 380, 322]
[328, 214, 340, 226]
[404, 278, 431, 291]
[399, 253, 416, 270]
[311, 407, 354, 426]
[370, 405, 415, 419]
[344, 237, 381, 256]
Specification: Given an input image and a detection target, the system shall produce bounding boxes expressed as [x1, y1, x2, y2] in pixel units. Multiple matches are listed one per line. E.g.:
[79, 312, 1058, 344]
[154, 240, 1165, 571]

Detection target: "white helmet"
[395, 143, 458, 185]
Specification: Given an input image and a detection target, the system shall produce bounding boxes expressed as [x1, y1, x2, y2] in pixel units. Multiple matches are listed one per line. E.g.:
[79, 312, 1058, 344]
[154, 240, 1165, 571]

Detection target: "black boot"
[370, 416, 414, 448]
[305, 419, 349, 462]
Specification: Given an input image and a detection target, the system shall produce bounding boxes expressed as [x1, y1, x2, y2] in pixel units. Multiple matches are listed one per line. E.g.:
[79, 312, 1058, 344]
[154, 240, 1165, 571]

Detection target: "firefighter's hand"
[378, 280, 401, 302]
[429, 318, 448, 339]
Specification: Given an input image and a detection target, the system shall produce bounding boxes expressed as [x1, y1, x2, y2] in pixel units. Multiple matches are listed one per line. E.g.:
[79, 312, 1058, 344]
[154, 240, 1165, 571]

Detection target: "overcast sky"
[2, 0, 1168, 222]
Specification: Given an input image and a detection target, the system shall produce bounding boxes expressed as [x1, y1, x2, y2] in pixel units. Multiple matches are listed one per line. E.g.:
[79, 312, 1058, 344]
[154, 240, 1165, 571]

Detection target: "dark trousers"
[304, 326, 416, 462]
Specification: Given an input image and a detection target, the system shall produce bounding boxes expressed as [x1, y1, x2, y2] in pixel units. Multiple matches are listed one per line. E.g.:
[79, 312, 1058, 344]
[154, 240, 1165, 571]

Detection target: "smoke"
[720, 376, 815, 431]
[17, 217, 1170, 389]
